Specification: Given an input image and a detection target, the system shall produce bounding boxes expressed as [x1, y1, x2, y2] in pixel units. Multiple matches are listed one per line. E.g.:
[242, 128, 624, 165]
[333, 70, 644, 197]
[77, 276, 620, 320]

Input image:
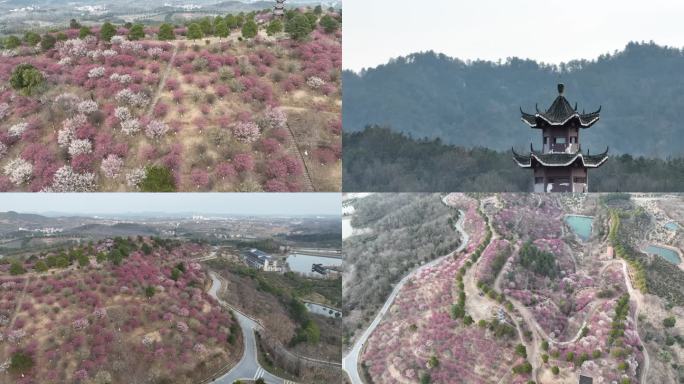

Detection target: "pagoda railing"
[545, 143, 580, 154]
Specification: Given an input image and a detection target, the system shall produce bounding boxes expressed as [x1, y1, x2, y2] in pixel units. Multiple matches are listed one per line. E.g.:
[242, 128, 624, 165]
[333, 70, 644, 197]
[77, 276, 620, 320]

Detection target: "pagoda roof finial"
[520, 84, 601, 128]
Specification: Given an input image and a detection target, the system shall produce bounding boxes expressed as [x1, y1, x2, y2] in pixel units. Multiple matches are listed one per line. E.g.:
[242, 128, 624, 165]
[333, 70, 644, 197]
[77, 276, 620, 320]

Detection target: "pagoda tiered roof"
[512, 146, 609, 168]
[520, 84, 601, 128]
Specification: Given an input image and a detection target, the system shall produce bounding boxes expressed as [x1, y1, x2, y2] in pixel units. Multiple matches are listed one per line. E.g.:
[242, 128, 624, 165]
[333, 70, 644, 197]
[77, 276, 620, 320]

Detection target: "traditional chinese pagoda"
[274, 0, 286, 17]
[513, 84, 608, 193]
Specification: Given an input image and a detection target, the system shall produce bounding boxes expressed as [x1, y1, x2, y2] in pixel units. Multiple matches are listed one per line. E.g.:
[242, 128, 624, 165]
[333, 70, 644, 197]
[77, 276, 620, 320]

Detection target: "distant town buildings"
[18, 227, 63, 235]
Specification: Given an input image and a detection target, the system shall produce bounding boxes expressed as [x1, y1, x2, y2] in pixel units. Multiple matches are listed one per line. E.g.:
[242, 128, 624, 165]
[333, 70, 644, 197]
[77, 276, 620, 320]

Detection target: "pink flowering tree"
[232, 121, 260, 143]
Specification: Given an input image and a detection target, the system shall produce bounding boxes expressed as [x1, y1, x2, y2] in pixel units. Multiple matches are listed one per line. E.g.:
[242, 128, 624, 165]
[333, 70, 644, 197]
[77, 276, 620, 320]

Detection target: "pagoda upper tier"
[520, 84, 601, 129]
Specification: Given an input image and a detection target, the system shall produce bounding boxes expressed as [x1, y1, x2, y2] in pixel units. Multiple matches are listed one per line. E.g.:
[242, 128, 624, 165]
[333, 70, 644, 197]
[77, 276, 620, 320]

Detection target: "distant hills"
[68, 223, 159, 237]
[0, 212, 160, 237]
[343, 42, 684, 157]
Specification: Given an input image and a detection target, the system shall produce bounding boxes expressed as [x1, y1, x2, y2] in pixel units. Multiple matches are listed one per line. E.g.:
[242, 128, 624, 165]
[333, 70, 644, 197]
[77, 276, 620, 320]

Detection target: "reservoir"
[287, 253, 343, 275]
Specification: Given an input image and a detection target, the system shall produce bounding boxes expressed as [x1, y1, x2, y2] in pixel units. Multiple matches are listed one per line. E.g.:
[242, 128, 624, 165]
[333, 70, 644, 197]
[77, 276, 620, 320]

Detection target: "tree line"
[343, 126, 684, 192]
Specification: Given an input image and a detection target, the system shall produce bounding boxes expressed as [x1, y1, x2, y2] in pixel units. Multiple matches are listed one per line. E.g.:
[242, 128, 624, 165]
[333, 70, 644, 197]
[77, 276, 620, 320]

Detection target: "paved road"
[342, 206, 470, 384]
[207, 273, 294, 384]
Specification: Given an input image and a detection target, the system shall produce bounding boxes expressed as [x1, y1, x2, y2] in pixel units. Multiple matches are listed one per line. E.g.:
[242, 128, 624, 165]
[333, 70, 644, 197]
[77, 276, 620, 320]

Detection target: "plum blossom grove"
[0, 238, 240, 383]
[0, 9, 341, 191]
[361, 195, 526, 383]
[358, 194, 646, 383]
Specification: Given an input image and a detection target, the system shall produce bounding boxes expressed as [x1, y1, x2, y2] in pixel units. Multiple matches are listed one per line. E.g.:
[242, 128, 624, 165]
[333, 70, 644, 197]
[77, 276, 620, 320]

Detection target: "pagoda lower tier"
[512, 147, 609, 192]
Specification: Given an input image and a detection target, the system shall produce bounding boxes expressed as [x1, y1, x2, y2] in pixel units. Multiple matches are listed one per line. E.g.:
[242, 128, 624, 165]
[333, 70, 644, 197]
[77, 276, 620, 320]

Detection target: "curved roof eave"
[529, 153, 609, 168]
[535, 113, 600, 127]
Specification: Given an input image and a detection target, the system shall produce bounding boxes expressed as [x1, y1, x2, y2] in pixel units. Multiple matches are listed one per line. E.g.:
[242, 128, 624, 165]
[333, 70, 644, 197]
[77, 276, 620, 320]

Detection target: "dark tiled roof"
[520, 84, 601, 128]
[579, 376, 593, 384]
[512, 147, 608, 168]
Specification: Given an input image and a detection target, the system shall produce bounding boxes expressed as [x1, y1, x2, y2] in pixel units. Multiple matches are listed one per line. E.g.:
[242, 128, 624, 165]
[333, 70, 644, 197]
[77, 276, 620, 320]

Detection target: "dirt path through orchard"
[145, 44, 179, 119]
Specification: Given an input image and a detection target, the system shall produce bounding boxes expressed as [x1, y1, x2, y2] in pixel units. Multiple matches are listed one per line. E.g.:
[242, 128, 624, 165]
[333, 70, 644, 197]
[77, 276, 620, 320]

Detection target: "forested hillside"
[343, 126, 684, 192]
[343, 42, 684, 157]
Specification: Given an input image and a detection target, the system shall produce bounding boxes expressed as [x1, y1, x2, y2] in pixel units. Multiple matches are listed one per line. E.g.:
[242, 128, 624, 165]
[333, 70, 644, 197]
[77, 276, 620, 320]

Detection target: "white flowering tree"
[7, 329, 26, 343]
[147, 47, 164, 59]
[306, 76, 325, 89]
[57, 126, 75, 149]
[3, 158, 33, 185]
[77, 100, 98, 115]
[121, 119, 141, 135]
[110, 36, 126, 45]
[8, 122, 28, 137]
[116, 89, 149, 108]
[57, 38, 88, 58]
[0, 103, 10, 120]
[110, 73, 132, 84]
[101, 155, 124, 178]
[68, 139, 93, 157]
[48, 165, 96, 192]
[121, 41, 143, 52]
[88, 66, 106, 79]
[125, 168, 146, 189]
[145, 120, 169, 140]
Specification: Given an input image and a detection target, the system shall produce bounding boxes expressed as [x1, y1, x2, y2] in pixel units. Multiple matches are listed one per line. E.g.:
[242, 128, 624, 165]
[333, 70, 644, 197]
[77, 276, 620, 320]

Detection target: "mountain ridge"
[343, 42, 684, 157]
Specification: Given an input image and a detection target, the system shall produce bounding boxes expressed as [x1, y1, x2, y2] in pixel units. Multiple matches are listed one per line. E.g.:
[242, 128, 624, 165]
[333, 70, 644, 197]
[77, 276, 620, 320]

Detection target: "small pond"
[565, 215, 594, 241]
[286, 254, 343, 275]
[665, 222, 679, 231]
[644, 245, 682, 265]
[305, 302, 342, 318]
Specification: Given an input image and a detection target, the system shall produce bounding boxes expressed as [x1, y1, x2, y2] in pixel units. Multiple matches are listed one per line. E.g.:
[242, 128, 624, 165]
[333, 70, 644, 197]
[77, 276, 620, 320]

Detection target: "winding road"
[342, 196, 651, 384]
[207, 272, 296, 384]
[342, 206, 470, 384]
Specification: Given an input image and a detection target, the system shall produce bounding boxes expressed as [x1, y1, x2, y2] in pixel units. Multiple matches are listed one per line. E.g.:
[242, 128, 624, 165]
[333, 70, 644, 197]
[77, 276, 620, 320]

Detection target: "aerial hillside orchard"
[349, 194, 681, 383]
[0, 238, 241, 384]
[0, 8, 341, 191]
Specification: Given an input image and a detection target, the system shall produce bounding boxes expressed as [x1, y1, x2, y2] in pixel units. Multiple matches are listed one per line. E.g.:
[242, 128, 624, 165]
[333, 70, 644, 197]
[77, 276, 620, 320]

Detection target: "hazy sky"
[0, 193, 340, 216]
[343, 0, 684, 72]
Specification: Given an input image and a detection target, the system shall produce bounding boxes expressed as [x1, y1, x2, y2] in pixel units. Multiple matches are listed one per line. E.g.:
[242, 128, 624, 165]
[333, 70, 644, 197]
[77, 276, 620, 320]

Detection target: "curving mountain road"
[207, 272, 295, 384]
[342, 207, 470, 384]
